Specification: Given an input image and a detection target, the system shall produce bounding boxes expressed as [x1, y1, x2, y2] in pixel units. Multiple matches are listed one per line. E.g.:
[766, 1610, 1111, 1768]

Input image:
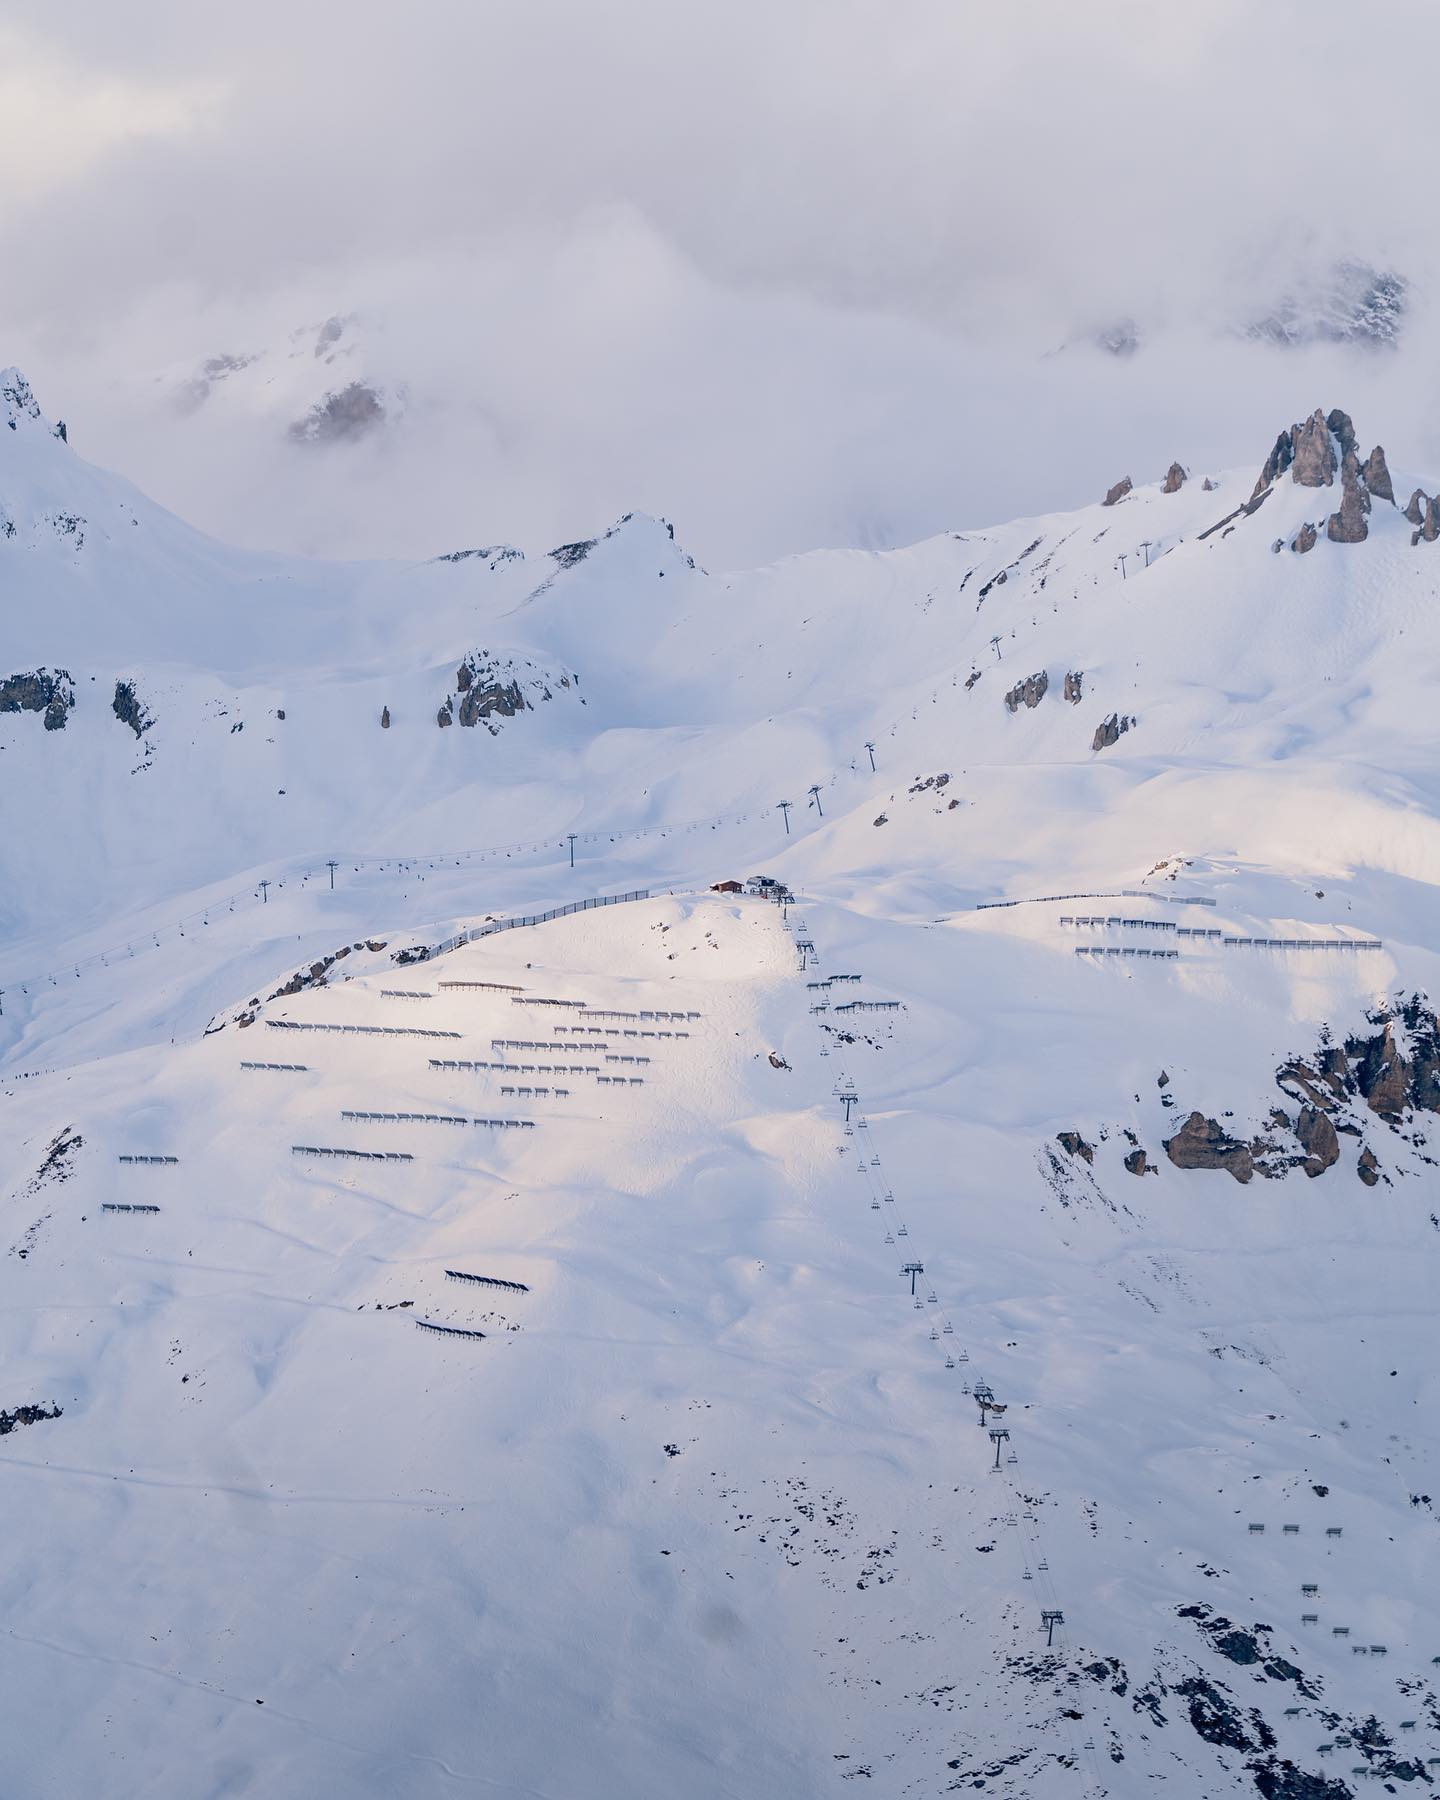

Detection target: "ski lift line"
[799, 929, 1083, 1648]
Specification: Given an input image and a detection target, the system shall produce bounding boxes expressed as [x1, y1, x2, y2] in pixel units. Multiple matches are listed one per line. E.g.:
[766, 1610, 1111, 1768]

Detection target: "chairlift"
[945, 1355, 956, 1369]
[927, 1290, 938, 1304]
[870, 1199, 880, 1210]
[1037, 1559, 1048, 1572]
[897, 1224, 907, 1237]
[957, 1349, 970, 1362]
[942, 1321, 954, 1334]
[1022, 1570, 1032, 1580]
[1006, 1450, 1018, 1465]
[884, 1231, 894, 1245]
[929, 1327, 938, 1340]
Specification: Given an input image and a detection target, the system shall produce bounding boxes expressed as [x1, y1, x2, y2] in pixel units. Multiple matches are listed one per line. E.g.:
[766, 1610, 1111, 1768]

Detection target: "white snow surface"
[4, 376, 1440, 1797]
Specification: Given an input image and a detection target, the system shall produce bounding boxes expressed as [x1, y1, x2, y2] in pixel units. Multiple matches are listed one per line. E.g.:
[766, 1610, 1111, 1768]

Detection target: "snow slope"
[4, 375, 1440, 1797]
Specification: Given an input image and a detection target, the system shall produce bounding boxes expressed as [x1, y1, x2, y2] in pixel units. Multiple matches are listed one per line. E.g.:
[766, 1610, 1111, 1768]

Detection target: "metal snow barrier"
[1302, 1613, 1319, 1624]
[341, 1110, 469, 1126]
[117, 1154, 179, 1164]
[445, 1271, 530, 1293]
[415, 1319, 486, 1339]
[240, 1061, 309, 1071]
[1301, 1584, 1319, 1596]
[491, 1038, 600, 1053]
[1326, 1527, 1343, 1538]
[291, 1145, 414, 1162]
[470, 1118, 535, 1130]
[1075, 946, 1179, 959]
[1063, 915, 1178, 931]
[1369, 1645, 1387, 1656]
[380, 988, 433, 999]
[1221, 937, 1382, 951]
[1331, 1626, 1350, 1637]
[438, 979, 524, 992]
[267, 1021, 462, 1038]
[1248, 1522, 1266, 1534]
[834, 1000, 903, 1012]
[606, 1053, 650, 1065]
[426, 890, 652, 961]
[512, 996, 587, 1008]
[101, 1202, 161, 1213]
[978, 888, 1215, 910]
[1175, 927, 1224, 939]
[1283, 1523, 1300, 1534]
[596, 1075, 644, 1086]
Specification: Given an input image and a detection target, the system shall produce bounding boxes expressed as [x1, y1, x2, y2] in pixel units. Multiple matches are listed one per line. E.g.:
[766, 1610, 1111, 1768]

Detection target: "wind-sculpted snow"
[4, 378, 1440, 1795]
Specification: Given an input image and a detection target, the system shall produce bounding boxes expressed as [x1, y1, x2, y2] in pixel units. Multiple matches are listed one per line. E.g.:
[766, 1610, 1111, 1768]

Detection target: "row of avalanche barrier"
[1075, 946, 1178, 960]
[979, 888, 1215, 910]
[267, 1020, 462, 1039]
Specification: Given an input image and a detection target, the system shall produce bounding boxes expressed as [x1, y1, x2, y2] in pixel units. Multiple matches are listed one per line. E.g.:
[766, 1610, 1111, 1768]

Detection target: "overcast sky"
[3, 1, 1438, 565]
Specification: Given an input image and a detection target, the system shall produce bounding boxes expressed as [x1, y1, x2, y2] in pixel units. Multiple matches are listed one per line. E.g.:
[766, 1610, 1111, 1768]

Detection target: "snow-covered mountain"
[5, 369, 1440, 1798]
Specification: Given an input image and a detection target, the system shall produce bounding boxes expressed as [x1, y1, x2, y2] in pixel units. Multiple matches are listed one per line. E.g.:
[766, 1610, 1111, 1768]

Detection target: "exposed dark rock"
[1164, 1112, 1254, 1183]
[1250, 1759, 1356, 1799]
[1202, 476, 1217, 491]
[1425, 497, 1440, 544]
[1291, 409, 1337, 488]
[1295, 1105, 1339, 1177]
[0, 1402, 62, 1436]
[1248, 260, 1407, 350]
[1092, 712, 1134, 752]
[1102, 476, 1133, 507]
[1358, 1145, 1380, 1187]
[1162, 461, 1187, 494]
[1406, 488, 1428, 527]
[1057, 1131, 1094, 1165]
[1325, 408, 1357, 461]
[1326, 448, 1371, 543]
[1348, 1019, 1411, 1118]
[1253, 430, 1294, 499]
[112, 679, 153, 739]
[1361, 444, 1394, 503]
[1292, 522, 1317, 554]
[1124, 1148, 1155, 1176]
[436, 698, 453, 728]
[1174, 1674, 1273, 1752]
[0, 668, 74, 730]
[1063, 670, 1083, 704]
[288, 381, 385, 444]
[550, 538, 597, 570]
[1004, 671, 1049, 712]
[380, 705, 391, 729]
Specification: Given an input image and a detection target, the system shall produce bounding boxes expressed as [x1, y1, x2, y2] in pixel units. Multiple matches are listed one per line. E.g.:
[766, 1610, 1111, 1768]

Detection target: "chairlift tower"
[864, 741, 876, 771]
[1041, 1609, 1065, 1648]
[839, 1088, 858, 1123]
[988, 1426, 1010, 1470]
[777, 800, 792, 835]
[808, 784, 823, 817]
[973, 1381, 997, 1425]
[326, 858, 339, 889]
[258, 879, 271, 905]
[900, 1260, 924, 1296]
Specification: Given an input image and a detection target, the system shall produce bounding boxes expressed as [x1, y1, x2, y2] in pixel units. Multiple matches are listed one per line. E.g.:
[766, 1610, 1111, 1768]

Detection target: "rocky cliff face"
[1004, 671, 1049, 712]
[432, 653, 580, 735]
[1249, 407, 1395, 547]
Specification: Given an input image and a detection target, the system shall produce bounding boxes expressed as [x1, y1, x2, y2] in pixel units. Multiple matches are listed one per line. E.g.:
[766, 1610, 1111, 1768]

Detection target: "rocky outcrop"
[1252, 430, 1295, 500]
[1291, 522, 1317, 554]
[1102, 476, 1132, 507]
[455, 657, 528, 728]
[1063, 670, 1083, 704]
[1163, 461, 1187, 494]
[436, 698, 453, 728]
[1325, 407, 1357, 462]
[1357, 1146, 1380, 1187]
[1164, 1112, 1254, 1183]
[1422, 497, 1440, 545]
[380, 705, 391, 729]
[1056, 1131, 1094, 1165]
[1004, 671, 1049, 712]
[1291, 409, 1337, 487]
[1406, 488, 1428, 526]
[1091, 712, 1134, 752]
[112, 679, 153, 739]
[1348, 1019, 1412, 1118]
[1202, 476, 1217, 491]
[0, 668, 74, 730]
[1326, 448, 1371, 543]
[1294, 1105, 1339, 1177]
[1124, 1148, 1155, 1176]
[1361, 443, 1394, 503]
[288, 381, 386, 444]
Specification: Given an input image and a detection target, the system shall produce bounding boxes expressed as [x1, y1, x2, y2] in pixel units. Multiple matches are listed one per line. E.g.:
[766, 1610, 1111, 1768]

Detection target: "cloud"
[2, 1, 1437, 566]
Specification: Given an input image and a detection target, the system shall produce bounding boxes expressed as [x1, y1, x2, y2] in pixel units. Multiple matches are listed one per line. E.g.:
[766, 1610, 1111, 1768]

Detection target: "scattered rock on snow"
[1092, 712, 1134, 752]
[1057, 1130, 1094, 1164]
[1291, 522, 1317, 554]
[1103, 476, 1133, 507]
[1294, 1104, 1340, 1177]
[1326, 448, 1371, 543]
[1162, 461, 1187, 494]
[1063, 670, 1083, 704]
[1361, 443, 1394, 503]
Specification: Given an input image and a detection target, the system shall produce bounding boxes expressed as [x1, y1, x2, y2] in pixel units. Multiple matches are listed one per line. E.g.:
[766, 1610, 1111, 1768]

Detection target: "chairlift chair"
[942, 1321, 953, 1334]
[945, 1356, 956, 1369]
[897, 1224, 908, 1237]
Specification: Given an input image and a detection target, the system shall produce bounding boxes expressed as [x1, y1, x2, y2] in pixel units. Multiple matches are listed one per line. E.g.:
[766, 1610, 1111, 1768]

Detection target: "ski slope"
[4, 373, 1440, 1796]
